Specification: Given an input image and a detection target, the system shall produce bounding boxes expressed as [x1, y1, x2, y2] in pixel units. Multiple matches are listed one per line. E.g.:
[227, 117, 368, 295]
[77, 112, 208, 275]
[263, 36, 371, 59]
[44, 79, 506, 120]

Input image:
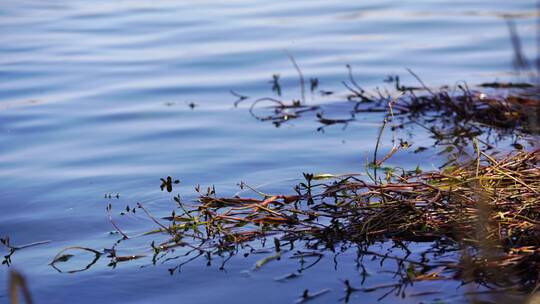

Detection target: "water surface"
[0, 1, 537, 303]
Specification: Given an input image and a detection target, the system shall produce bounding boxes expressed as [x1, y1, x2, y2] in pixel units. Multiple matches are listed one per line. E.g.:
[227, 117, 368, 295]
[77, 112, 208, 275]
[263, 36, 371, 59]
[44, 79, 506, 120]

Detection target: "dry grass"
[48, 75, 540, 299]
[116, 147, 539, 293]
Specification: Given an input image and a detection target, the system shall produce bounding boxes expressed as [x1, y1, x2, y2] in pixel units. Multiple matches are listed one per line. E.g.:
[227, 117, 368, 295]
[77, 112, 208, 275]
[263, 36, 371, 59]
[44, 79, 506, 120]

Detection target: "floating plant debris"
[104, 192, 119, 199]
[51, 63, 539, 301]
[248, 97, 320, 127]
[315, 112, 354, 132]
[236, 53, 322, 127]
[309, 78, 319, 93]
[242, 64, 539, 155]
[270, 74, 282, 97]
[478, 82, 535, 89]
[55, 146, 540, 301]
[231, 90, 249, 107]
[1, 236, 51, 267]
[160, 176, 180, 193]
[296, 288, 331, 303]
[50, 246, 102, 274]
[274, 271, 302, 282]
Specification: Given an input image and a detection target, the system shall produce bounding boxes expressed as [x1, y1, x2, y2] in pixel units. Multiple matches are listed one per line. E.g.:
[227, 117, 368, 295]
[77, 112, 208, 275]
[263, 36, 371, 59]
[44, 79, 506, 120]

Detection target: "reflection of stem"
[50, 246, 101, 274]
[9, 240, 51, 251]
[285, 50, 305, 105]
[2, 237, 51, 267]
[107, 204, 129, 239]
[167, 250, 205, 274]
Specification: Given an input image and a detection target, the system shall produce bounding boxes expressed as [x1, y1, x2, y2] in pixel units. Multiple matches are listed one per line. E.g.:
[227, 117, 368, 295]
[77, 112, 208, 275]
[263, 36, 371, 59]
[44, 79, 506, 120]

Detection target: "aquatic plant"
[161, 148, 540, 292]
[50, 144, 540, 302]
[44, 67, 539, 301]
[246, 64, 539, 145]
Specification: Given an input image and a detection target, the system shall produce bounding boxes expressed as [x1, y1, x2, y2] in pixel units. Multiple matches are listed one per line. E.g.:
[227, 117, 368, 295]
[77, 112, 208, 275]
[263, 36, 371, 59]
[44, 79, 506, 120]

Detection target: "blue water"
[0, 1, 537, 303]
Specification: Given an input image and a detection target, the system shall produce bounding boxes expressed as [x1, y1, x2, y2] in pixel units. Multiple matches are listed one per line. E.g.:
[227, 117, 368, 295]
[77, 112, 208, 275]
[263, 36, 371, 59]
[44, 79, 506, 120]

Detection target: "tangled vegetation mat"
[5, 71, 540, 303]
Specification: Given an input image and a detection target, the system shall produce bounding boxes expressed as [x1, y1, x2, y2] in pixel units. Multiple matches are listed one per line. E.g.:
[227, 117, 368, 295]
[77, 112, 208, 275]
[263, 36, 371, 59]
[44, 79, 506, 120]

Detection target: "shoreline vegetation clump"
[0, 55, 525, 301]
[42, 70, 540, 301]
[192, 147, 540, 282]
[108, 148, 539, 295]
[240, 64, 539, 146]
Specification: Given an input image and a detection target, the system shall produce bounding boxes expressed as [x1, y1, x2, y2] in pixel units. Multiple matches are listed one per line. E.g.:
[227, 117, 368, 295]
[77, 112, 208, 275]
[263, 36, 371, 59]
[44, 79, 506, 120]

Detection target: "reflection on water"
[0, 0, 537, 303]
